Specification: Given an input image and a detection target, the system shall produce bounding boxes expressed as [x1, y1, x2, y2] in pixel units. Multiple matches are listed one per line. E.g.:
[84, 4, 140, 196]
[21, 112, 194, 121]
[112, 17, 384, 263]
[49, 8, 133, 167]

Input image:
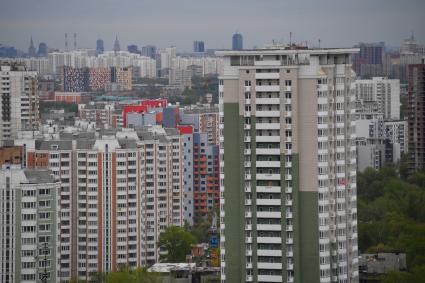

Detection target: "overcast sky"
[1, 0, 424, 52]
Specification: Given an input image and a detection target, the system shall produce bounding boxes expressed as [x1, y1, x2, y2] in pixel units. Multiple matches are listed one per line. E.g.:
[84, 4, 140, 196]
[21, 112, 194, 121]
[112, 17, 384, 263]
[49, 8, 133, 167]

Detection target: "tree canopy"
[357, 166, 425, 281]
[158, 226, 196, 262]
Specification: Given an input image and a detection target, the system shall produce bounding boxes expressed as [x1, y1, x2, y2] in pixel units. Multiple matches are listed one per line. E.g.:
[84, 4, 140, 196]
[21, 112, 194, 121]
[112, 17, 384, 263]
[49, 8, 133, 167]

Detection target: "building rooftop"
[148, 263, 196, 273]
[215, 47, 359, 56]
[23, 169, 56, 184]
[36, 140, 73, 150]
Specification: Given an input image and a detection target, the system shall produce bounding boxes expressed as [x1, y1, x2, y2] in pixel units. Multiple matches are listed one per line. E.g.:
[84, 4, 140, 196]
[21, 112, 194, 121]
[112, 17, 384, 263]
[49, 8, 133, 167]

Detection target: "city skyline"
[1, 0, 425, 52]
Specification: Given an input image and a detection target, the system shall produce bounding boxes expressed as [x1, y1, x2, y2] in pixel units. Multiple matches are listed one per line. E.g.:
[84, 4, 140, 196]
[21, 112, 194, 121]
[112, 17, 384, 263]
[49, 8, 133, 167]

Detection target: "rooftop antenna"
[73, 33, 77, 50]
[65, 33, 68, 51]
[289, 32, 292, 46]
[410, 30, 415, 41]
[318, 39, 321, 48]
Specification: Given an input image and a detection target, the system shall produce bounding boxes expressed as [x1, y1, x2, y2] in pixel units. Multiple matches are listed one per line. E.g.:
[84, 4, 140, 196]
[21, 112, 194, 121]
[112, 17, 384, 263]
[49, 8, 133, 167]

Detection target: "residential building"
[141, 45, 157, 59]
[217, 47, 359, 283]
[111, 66, 132, 91]
[0, 165, 60, 283]
[384, 120, 408, 160]
[359, 253, 407, 283]
[352, 42, 384, 78]
[355, 118, 386, 171]
[169, 68, 192, 89]
[17, 128, 185, 280]
[354, 77, 400, 120]
[0, 145, 23, 166]
[192, 132, 219, 225]
[408, 63, 425, 172]
[180, 107, 220, 145]
[0, 64, 39, 139]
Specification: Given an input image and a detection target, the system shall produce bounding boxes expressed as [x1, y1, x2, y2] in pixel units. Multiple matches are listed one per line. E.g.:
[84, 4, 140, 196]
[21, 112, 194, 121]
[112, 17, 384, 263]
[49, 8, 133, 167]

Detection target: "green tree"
[158, 226, 196, 262]
[357, 165, 425, 273]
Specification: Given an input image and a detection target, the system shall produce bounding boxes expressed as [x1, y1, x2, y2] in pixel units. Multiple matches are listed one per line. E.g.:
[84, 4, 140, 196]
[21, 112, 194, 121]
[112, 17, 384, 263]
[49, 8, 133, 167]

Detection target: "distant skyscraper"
[217, 47, 359, 283]
[37, 42, 48, 57]
[352, 42, 385, 78]
[193, 41, 205, 53]
[28, 36, 36, 57]
[408, 62, 425, 172]
[113, 36, 121, 52]
[96, 39, 104, 54]
[232, 32, 243, 50]
[141, 45, 156, 59]
[127, 44, 140, 54]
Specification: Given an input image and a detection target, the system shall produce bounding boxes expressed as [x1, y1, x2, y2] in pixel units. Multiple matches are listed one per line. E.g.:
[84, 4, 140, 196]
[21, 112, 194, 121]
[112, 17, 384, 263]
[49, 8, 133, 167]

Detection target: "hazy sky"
[1, 0, 424, 52]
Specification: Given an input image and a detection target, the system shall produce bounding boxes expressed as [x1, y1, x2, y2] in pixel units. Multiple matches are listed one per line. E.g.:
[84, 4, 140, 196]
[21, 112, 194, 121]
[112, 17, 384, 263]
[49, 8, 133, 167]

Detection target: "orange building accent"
[97, 154, 103, 272]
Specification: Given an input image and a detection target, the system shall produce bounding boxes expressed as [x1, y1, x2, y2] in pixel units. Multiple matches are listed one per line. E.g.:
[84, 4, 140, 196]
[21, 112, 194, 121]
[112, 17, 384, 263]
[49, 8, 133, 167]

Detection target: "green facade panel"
[292, 154, 320, 283]
[223, 103, 245, 282]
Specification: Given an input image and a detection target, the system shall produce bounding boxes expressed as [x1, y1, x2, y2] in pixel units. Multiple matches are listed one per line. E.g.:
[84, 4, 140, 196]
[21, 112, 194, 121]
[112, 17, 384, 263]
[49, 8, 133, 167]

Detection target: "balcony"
[256, 123, 280, 130]
[257, 249, 282, 257]
[257, 211, 281, 218]
[257, 262, 282, 269]
[257, 275, 283, 282]
[257, 186, 281, 193]
[256, 199, 281, 206]
[256, 136, 281, 143]
[256, 148, 280, 155]
[257, 173, 281, 180]
[256, 98, 280, 105]
[256, 161, 281, 168]
[257, 236, 282, 243]
[255, 72, 280, 79]
[256, 110, 280, 117]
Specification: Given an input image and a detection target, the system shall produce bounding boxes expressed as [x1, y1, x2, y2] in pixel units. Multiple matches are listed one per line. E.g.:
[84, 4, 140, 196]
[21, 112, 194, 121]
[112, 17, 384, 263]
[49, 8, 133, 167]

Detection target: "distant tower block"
[113, 36, 121, 52]
[65, 33, 68, 51]
[74, 33, 77, 50]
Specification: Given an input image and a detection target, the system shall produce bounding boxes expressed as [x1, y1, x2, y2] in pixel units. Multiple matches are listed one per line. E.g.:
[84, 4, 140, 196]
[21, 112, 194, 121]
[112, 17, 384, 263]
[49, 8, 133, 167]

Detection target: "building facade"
[0, 65, 39, 139]
[218, 47, 359, 283]
[0, 165, 60, 283]
[408, 63, 425, 172]
[18, 128, 185, 281]
[354, 77, 400, 120]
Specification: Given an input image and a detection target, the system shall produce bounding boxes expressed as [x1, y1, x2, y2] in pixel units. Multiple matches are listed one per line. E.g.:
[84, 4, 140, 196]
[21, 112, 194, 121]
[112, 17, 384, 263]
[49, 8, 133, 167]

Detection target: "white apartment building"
[0, 65, 39, 140]
[17, 127, 185, 281]
[0, 165, 61, 283]
[354, 77, 400, 120]
[45, 51, 156, 78]
[217, 46, 359, 283]
[173, 56, 223, 75]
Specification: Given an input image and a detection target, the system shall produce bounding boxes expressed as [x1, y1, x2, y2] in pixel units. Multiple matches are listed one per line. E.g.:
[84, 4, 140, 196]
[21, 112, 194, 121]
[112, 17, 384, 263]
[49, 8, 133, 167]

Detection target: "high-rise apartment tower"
[217, 47, 359, 283]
